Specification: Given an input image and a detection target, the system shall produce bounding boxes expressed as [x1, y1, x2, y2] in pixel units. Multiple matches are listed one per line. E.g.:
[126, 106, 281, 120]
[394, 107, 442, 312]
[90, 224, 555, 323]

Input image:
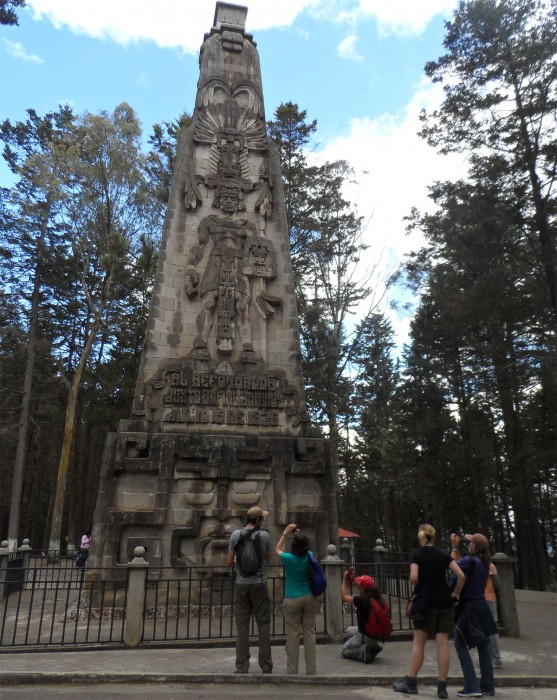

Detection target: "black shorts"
[414, 606, 453, 636]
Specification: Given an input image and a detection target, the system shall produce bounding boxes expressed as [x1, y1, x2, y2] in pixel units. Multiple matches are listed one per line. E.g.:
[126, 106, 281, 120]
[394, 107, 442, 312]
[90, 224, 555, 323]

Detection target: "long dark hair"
[362, 585, 387, 606]
[291, 533, 310, 557]
[473, 539, 491, 569]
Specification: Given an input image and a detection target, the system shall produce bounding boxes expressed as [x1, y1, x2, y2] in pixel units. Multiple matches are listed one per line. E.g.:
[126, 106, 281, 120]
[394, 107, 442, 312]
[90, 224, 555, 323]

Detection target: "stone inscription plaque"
[137, 357, 307, 431]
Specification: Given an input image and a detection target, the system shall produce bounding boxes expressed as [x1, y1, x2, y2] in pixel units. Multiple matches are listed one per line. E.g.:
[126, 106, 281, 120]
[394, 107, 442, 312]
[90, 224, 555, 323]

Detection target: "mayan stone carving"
[90, 2, 338, 577]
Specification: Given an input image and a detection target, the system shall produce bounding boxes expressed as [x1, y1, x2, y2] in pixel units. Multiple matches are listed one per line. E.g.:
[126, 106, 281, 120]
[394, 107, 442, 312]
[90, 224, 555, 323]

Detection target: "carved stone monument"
[90, 2, 338, 575]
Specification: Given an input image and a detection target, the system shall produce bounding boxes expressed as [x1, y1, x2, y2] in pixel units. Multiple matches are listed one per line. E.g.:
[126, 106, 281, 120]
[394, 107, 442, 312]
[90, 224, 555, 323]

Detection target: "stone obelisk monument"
[90, 2, 337, 573]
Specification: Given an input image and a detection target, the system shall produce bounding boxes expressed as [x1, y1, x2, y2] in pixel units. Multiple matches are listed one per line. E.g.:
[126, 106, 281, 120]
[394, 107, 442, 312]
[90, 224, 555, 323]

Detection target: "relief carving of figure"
[185, 183, 259, 356]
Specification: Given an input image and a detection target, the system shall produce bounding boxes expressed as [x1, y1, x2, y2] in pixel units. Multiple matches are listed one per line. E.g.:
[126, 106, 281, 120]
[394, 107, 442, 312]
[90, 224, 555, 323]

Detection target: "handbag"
[307, 551, 327, 596]
[406, 586, 429, 621]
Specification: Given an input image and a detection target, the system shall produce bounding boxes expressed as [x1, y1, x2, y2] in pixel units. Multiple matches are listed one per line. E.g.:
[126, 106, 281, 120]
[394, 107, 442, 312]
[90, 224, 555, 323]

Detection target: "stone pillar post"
[322, 544, 345, 642]
[373, 539, 388, 564]
[492, 552, 520, 636]
[123, 546, 149, 647]
[373, 539, 388, 592]
[0, 540, 9, 599]
[340, 538, 351, 565]
[18, 538, 32, 590]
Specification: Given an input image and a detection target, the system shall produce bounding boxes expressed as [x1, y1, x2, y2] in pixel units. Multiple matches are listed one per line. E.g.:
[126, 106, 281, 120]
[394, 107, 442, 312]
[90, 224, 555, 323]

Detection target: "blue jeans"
[454, 629, 495, 694]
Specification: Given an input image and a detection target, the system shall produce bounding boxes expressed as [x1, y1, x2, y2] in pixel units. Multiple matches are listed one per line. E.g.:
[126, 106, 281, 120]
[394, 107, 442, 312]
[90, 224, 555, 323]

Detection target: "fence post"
[373, 539, 388, 565]
[492, 551, 520, 636]
[371, 539, 388, 594]
[0, 540, 9, 599]
[340, 538, 351, 565]
[123, 545, 149, 647]
[322, 544, 345, 642]
[18, 538, 32, 589]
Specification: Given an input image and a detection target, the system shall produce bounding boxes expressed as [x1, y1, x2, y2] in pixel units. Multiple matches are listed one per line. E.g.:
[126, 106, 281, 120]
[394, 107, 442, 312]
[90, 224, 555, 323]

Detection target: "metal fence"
[0, 555, 414, 649]
[140, 567, 328, 644]
[0, 564, 126, 647]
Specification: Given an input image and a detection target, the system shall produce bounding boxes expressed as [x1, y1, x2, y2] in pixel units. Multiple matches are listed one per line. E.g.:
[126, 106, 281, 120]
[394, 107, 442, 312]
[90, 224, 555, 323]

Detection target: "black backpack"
[234, 527, 263, 576]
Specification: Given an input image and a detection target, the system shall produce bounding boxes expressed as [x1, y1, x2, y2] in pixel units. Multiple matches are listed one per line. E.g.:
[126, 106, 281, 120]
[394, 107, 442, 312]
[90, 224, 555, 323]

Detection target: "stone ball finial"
[133, 546, 146, 558]
[327, 544, 337, 556]
[22, 538, 30, 546]
[1, 540, 8, 549]
[376, 539, 383, 546]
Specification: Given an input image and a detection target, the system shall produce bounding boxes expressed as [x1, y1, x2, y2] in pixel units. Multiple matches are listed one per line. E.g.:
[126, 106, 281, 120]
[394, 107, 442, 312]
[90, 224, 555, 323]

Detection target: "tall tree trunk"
[48, 275, 111, 552]
[7, 206, 48, 550]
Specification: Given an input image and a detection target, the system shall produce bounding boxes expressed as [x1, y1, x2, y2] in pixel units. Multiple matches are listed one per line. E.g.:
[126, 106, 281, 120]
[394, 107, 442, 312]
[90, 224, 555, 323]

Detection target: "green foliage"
[0, 103, 163, 547]
[0, 0, 25, 26]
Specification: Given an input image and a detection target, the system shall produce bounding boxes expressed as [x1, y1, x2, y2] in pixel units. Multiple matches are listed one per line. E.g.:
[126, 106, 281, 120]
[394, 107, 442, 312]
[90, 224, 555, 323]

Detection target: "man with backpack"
[341, 572, 392, 663]
[227, 506, 273, 674]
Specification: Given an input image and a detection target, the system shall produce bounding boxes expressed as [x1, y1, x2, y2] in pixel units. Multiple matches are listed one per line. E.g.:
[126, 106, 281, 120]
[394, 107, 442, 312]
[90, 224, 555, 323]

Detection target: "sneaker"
[393, 678, 418, 694]
[457, 692, 482, 698]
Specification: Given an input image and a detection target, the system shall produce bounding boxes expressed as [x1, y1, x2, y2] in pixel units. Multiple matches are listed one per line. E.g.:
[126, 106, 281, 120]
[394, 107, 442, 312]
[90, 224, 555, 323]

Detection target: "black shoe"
[363, 644, 382, 664]
[394, 677, 418, 694]
[437, 681, 448, 699]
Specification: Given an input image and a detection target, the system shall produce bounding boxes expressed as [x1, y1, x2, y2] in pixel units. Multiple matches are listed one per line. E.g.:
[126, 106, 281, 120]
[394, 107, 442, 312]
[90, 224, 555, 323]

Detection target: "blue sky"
[0, 0, 467, 343]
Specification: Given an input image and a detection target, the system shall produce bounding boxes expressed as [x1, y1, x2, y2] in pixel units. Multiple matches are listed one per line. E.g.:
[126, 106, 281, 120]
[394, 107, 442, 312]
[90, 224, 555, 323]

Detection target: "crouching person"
[341, 572, 392, 664]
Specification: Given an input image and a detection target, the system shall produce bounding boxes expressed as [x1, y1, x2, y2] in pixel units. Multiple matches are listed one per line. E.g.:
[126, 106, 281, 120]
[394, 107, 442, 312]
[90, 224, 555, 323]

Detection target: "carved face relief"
[178, 515, 244, 567]
[219, 192, 240, 213]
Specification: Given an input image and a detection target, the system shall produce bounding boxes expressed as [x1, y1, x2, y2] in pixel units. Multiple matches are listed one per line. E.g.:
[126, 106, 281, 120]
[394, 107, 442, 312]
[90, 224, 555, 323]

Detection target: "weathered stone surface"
[90, 2, 337, 575]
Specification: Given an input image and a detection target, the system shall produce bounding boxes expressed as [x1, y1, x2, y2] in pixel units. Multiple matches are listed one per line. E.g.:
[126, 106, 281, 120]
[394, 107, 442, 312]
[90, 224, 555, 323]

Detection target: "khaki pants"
[283, 593, 317, 674]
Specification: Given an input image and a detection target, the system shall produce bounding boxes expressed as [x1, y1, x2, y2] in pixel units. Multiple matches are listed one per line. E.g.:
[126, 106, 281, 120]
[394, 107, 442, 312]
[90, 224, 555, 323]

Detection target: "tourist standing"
[451, 533, 498, 697]
[227, 506, 273, 674]
[75, 530, 91, 568]
[394, 523, 465, 698]
[485, 562, 503, 669]
[275, 524, 317, 675]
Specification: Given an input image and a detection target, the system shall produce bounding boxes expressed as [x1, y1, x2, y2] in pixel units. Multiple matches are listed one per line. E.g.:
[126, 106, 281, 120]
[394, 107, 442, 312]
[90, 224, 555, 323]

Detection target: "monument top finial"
[214, 2, 248, 31]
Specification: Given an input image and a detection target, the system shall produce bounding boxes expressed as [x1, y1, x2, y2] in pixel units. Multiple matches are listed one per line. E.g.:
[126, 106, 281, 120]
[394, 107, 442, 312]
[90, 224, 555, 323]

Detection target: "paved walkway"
[0, 590, 555, 687]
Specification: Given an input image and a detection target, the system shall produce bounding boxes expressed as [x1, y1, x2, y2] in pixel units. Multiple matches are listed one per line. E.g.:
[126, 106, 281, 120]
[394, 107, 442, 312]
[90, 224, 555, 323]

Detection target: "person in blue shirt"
[451, 532, 498, 698]
[275, 523, 317, 675]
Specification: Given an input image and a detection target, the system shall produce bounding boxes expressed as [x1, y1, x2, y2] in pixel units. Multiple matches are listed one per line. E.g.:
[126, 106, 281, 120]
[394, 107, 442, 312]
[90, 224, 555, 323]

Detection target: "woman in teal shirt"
[276, 523, 317, 674]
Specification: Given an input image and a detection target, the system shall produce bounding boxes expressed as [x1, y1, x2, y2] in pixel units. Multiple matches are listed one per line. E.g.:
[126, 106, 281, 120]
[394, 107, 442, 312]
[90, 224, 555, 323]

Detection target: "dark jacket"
[455, 598, 497, 648]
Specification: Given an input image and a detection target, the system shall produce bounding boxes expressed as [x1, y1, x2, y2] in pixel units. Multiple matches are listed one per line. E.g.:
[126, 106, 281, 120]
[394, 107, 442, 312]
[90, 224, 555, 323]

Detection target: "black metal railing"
[1, 559, 410, 648]
[0, 566, 126, 647]
[4, 553, 25, 598]
[140, 568, 326, 643]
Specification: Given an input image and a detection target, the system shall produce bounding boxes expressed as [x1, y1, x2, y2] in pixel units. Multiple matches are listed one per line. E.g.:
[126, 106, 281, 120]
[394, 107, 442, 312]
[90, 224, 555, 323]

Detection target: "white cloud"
[337, 34, 363, 61]
[25, 0, 319, 52]
[3, 38, 44, 63]
[355, 0, 457, 36]
[25, 0, 456, 50]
